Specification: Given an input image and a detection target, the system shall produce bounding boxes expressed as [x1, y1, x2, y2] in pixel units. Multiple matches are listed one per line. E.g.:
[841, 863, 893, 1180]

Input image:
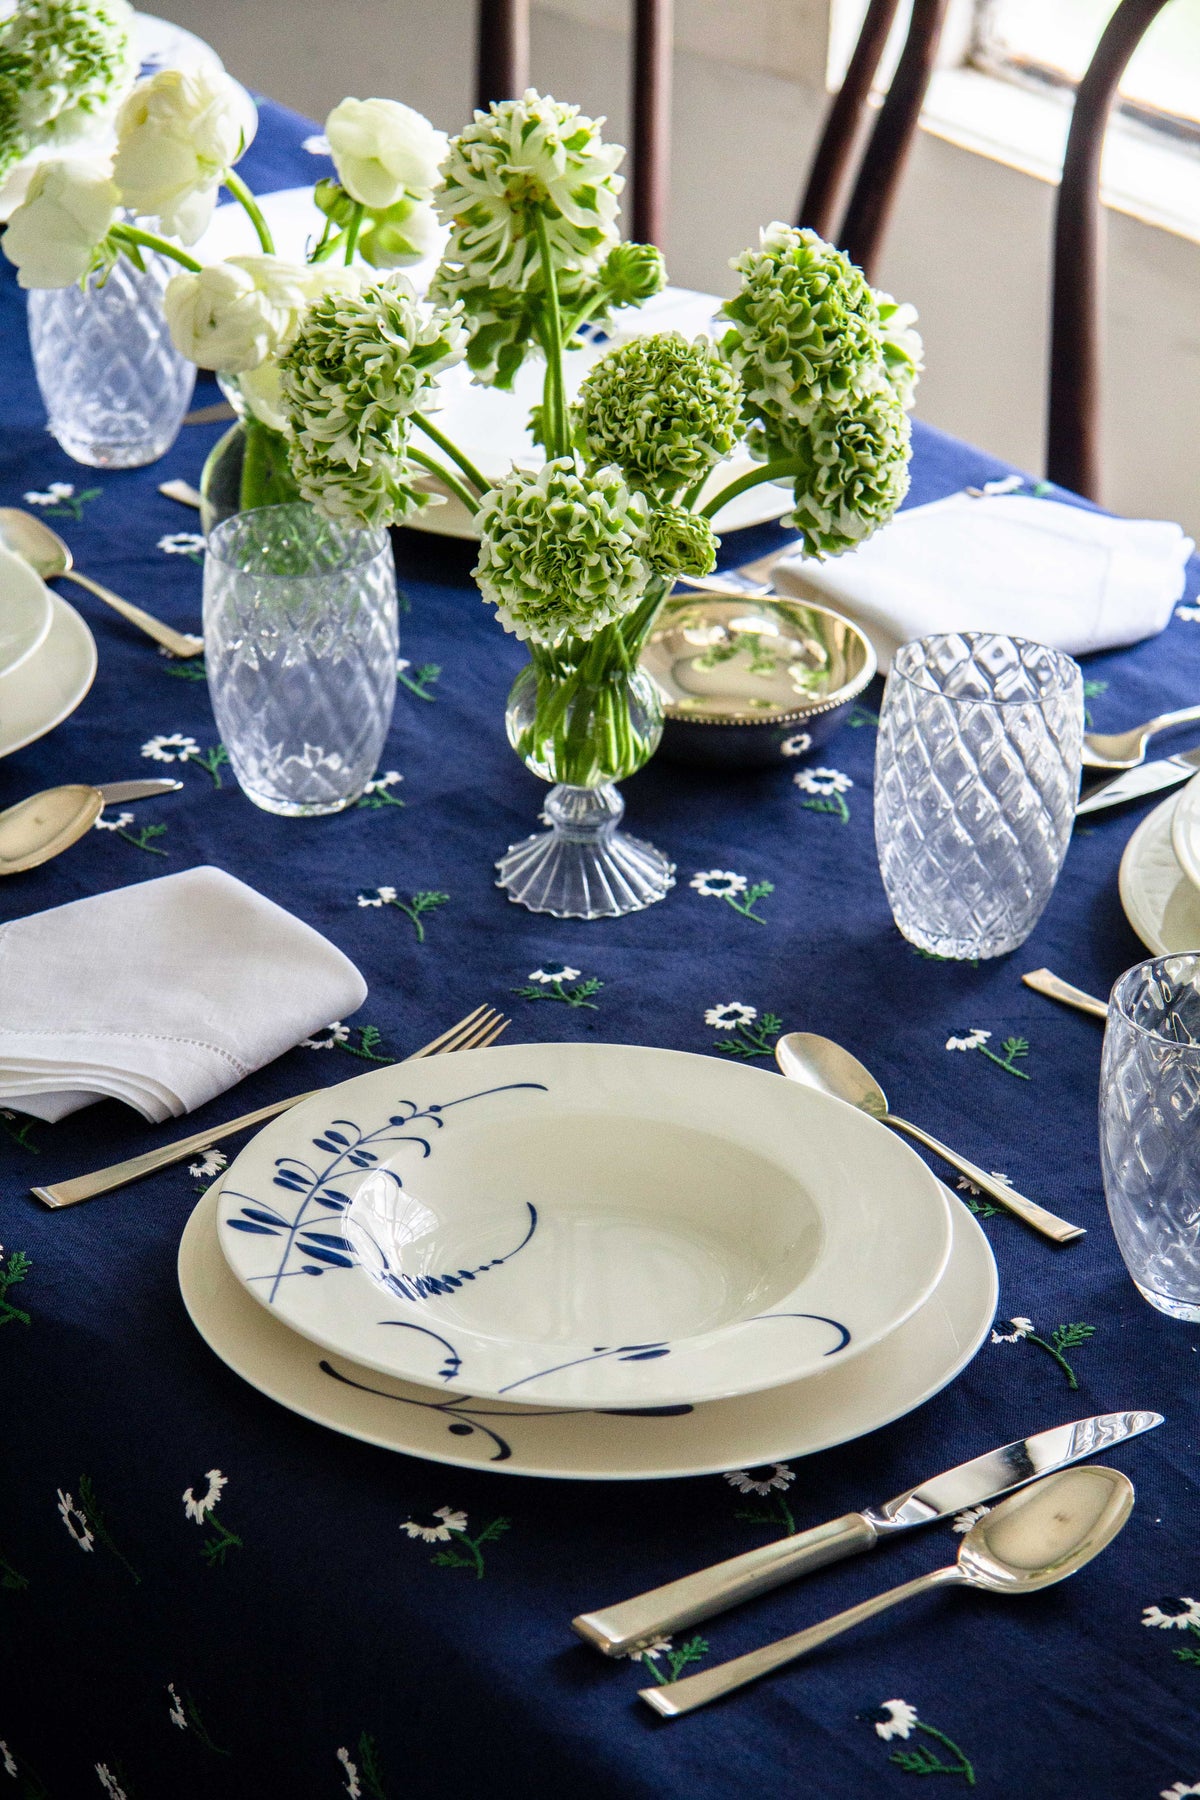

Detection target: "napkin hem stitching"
[0, 1025, 250, 1075]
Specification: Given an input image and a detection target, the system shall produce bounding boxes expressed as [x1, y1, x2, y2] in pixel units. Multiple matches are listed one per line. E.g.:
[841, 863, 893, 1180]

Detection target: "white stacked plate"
[1119, 780, 1200, 953]
[0, 546, 96, 759]
[180, 1044, 998, 1479]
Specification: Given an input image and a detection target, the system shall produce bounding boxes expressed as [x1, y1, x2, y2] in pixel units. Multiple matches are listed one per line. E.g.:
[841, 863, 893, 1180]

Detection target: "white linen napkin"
[772, 492, 1194, 670]
[0, 866, 367, 1122]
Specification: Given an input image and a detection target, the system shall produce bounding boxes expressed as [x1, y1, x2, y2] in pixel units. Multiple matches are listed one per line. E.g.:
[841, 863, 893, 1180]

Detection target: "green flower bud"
[646, 505, 719, 578]
[600, 241, 666, 306]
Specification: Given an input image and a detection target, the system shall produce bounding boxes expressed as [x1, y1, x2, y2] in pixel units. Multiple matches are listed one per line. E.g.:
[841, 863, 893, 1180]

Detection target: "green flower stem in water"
[223, 170, 275, 255]
[238, 418, 302, 513]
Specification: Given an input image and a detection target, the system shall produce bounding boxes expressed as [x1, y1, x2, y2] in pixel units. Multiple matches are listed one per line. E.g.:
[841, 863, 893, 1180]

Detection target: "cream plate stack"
[180, 1043, 999, 1479]
[1120, 777, 1200, 954]
[0, 544, 97, 759]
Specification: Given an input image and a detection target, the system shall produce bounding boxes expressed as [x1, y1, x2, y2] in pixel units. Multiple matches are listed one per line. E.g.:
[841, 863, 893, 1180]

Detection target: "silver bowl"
[641, 592, 877, 768]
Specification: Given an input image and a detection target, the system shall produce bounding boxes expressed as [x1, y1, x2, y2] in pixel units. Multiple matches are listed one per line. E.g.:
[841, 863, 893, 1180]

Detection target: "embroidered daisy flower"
[529, 964, 581, 984]
[868, 1699, 918, 1741]
[95, 1766, 127, 1800]
[690, 870, 747, 898]
[621, 1634, 673, 1663]
[1176, 606, 1200, 623]
[337, 1746, 362, 1798]
[1162, 1785, 1200, 1799]
[1143, 1597, 1200, 1630]
[952, 1505, 990, 1533]
[357, 886, 397, 907]
[302, 1022, 351, 1050]
[0, 1742, 15, 1776]
[142, 732, 198, 763]
[991, 1316, 1034, 1344]
[24, 482, 74, 505]
[93, 811, 134, 832]
[57, 1488, 94, 1551]
[401, 1505, 467, 1543]
[792, 767, 852, 796]
[725, 1464, 795, 1497]
[956, 1172, 1010, 1195]
[705, 1002, 756, 1030]
[189, 1149, 227, 1180]
[946, 1029, 991, 1051]
[167, 1683, 187, 1729]
[157, 532, 205, 556]
[304, 132, 331, 155]
[780, 731, 812, 756]
[183, 1469, 227, 1523]
[363, 769, 403, 795]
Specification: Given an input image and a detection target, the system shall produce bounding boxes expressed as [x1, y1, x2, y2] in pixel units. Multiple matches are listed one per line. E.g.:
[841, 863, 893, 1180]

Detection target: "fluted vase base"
[496, 783, 675, 919]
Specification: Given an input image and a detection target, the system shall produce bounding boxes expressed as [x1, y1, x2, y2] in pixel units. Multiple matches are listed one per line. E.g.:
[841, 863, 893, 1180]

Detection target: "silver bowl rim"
[648, 592, 878, 729]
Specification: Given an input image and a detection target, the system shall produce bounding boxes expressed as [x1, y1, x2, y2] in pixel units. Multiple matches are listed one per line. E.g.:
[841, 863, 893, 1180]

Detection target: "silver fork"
[31, 1004, 510, 1209]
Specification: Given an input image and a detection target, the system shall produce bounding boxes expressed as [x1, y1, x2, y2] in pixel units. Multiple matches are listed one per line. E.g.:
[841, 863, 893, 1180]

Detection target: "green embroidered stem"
[188, 746, 230, 789]
[735, 1492, 797, 1536]
[116, 824, 168, 857]
[1026, 1323, 1095, 1390]
[724, 881, 773, 924]
[976, 1037, 1030, 1080]
[77, 1476, 140, 1585]
[164, 655, 207, 682]
[431, 1517, 510, 1580]
[512, 977, 602, 1010]
[397, 661, 440, 701]
[201, 1512, 243, 1568]
[800, 792, 851, 824]
[354, 1731, 389, 1800]
[0, 1114, 38, 1153]
[0, 1550, 29, 1591]
[357, 782, 405, 811]
[411, 414, 490, 501]
[184, 1692, 230, 1756]
[640, 1635, 710, 1685]
[109, 221, 204, 272]
[388, 891, 449, 943]
[715, 1012, 782, 1060]
[339, 1025, 395, 1063]
[0, 1250, 32, 1327]
[889, 1721, 976, 1786]
[407, 443, 482, 517]
[39, 485, 101, 521]
[847, 702, 880, 728]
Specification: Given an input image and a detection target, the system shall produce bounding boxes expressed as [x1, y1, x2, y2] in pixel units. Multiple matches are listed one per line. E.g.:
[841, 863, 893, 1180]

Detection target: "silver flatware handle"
[59, 568, 204, 658]
[158, 479, 204, 509]
[573, 1512, 879, 1656]
[642, 1564, 962, 1717]
[1021, 968, 1108, 1021]
[1144, 702, 1200, 739]
[885, 1114, 1085, 1244]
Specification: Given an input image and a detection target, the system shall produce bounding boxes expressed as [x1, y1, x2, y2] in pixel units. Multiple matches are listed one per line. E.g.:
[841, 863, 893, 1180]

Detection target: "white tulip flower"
[113, 65, 257, 244]
[0, 156, 118, 288]
[325, 96, 446, 210]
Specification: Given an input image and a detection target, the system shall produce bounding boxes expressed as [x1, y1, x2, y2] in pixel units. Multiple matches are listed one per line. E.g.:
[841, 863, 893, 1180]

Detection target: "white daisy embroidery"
[956, 1172, 1011, 1196]
[188, 1149, 227, 1180]
[95, 1765, 127, 1799]
[690, 870, 747, 898]
[24, 482, 74, 505]
[952, 1505, 990, 1533]
[528, 964, 580, 984]
[946, 1029, 991, 1051]
[704, 1002, 757, 1030]
[93, 811, 134, 832]
[363, 770, 403, 796]
[157, 532, 205, 556]
[142, 733, 198, 763]
[724, 1464, 795, 1497]
[991, 1316, 1034, 1343]
[793, 767, 852, 796]
[167, 1683, 187, 1729]
[57, 1488, 94, 1551]
[337, 1746, 362, 1797]
[621, 1633, 673, 1663]
[1143, 1597, 1200, 1630]
[780, 731, 812, 756]
[302, 1022, 352, 1050]
[1176, 606, 1200, 623]
[357, 886, 397, 907]
[183, 1469, 227, 1523]
[1162, 1784, 1200, 1799]
[872, 1699, 918, 1741]
[400, 1505, 467, 1543]
[1, 1741, 17, 1777]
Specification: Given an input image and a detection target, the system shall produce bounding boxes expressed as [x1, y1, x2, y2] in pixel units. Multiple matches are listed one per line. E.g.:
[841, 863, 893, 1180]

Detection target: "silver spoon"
[774, 1032, 1085, 1244]
[642, 1463, 1133, 1717]
[1082, 704, 1200, 771]
[0, 508, 204, 659]
[0, 780, 181, 874]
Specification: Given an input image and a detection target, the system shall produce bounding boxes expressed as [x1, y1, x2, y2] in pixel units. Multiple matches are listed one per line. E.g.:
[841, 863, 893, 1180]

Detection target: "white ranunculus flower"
[325, 96, 447, 210]
[0, 155, 118, 288]
[236, 355, 287, 429]
[113, 65, 257, 244]
[163, 261, 280, 372]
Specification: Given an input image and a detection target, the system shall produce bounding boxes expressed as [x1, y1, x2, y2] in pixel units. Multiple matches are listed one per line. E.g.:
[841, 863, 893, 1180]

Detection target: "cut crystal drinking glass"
[27, 252, 195, 468]
[1101, 956, 1200, 1321]
[204, 504, 398, 817]
[874, 632, 1083, 959]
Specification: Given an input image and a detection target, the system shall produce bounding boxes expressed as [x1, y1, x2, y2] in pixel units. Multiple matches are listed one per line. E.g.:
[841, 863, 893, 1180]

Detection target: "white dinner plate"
[0, 592, 97, 759]
[1119, 790, 1200, 955]
[215, 1044, 953, 1410]
[0, 544, 52, 678]
[185, 1181, 997, 1480]
[195, 191, 794, 542]
[1169, 771, 1200, 900]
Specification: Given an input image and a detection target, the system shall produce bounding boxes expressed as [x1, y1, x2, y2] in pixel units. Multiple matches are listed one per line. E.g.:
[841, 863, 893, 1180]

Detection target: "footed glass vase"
[497, 657, 675, 918]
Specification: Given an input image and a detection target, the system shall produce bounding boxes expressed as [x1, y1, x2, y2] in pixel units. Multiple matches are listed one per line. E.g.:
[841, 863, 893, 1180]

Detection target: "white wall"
[153, 0, 1200, 535]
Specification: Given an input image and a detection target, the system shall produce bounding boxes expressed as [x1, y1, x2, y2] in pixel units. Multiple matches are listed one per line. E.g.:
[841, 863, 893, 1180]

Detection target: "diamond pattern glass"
[204, 504, 398, 816]
[1101, 956, 1200, 1321]
[27, 252, 196, 469]
[874, 632, 1083, 959]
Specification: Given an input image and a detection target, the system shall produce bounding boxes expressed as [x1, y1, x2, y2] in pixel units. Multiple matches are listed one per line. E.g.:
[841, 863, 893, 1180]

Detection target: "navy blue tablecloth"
[1, 98, 1198, 1800]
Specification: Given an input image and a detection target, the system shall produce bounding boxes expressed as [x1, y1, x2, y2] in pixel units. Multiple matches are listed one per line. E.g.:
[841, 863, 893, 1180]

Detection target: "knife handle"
[571, 1512, 879, 1656]
[1021, 968, 1108, 1021]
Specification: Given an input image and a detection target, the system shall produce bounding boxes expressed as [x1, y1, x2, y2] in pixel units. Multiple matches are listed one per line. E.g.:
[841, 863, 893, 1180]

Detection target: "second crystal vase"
[498, 657, 675, 918]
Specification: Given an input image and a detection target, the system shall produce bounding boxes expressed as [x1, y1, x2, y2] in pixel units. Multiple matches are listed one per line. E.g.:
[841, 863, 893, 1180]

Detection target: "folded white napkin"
[0, 866, 367, 1123]
[773, 492, 1194, 670]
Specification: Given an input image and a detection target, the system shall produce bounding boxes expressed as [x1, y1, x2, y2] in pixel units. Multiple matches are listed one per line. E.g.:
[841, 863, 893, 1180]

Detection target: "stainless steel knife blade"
[96, 780, 183, 803]
[572, 1409, 1163, 1655]
[1077, 747, 1200, 815]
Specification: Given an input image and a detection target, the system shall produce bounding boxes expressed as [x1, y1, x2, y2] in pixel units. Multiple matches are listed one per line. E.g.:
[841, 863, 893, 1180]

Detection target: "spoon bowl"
[1082, 703, 1200, 771]
[0, 784, 102, 873]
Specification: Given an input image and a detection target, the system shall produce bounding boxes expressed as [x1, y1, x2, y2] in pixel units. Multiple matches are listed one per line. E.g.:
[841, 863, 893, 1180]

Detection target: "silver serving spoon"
[1082, 704, 1200, 771]
[0, 508, 204, 659]
[642, 1464, 1133, 1717]
[0, 780, 181, 874]
[774, 1032, 1085, 1244]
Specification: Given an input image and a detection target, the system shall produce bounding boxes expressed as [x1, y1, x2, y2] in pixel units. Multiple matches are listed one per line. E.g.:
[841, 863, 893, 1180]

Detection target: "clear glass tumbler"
[1100, 956, 1200, 1321]
[27, 253, 196, 468]
[874, 632, 1083, 959]
[204, 504, 398, 816]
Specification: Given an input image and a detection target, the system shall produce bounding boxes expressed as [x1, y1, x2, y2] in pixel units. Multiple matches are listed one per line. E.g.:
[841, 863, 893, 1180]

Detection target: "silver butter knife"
[96, 780, 183, 803]
[1077, 746, 1200, 815]
[572, 1409, 1163, 1655]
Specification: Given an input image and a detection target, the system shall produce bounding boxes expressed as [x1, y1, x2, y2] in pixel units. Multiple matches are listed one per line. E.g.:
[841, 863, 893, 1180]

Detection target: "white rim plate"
[214, 1044, 953, 1410]
[1119, 790, 1200, 955]
[184, 1181, 997, 1480]
[0, 591, 97, 759]
[1169, 771, 1200, 900]
[0, 545, 53, 678]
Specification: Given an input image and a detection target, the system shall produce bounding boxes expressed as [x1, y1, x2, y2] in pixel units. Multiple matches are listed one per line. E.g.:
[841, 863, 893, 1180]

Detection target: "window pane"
[983, 0, 1200, 125]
